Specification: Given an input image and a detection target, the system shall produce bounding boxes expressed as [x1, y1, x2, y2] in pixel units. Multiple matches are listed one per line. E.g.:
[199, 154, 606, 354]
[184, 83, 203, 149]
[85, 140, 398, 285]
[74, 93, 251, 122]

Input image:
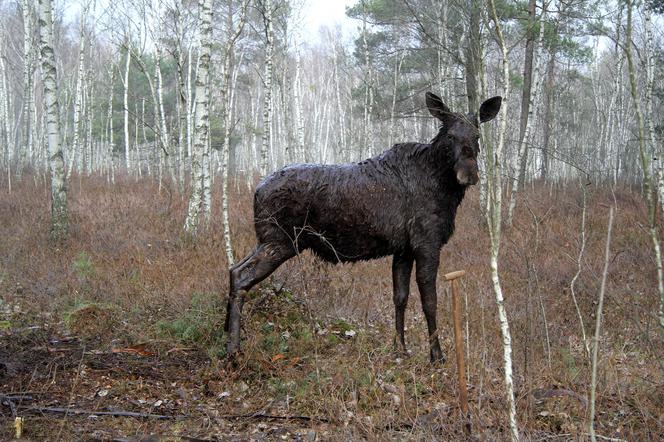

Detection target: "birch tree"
[220, 0, 249, 265]
[0, 53, 11, 175]
[70, 4, 88, 177]
[624, 0, 664, 331]
[259, 0, 274, 177]
[183, 0, 212, 234]
[643, 7, 663, 213]
[36, 0, 68, 241]
[21, 0, 35, 175]
[106, 67, 115, 184]
[122, 41, 131, 171]
[487, 0, 519, 439]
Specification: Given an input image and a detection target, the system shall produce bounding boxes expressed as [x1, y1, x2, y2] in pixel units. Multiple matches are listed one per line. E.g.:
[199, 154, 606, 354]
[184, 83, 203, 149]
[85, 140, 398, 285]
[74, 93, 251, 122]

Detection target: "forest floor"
[0, 173, 663, 441]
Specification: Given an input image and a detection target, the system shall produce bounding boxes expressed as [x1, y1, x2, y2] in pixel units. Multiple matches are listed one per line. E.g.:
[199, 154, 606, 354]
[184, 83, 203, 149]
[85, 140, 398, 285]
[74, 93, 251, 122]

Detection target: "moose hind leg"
[392, 252, 413, 354]
[225, 243, 295, 358]
[224, 251, 255, 333]
[415, 251, 445, 364]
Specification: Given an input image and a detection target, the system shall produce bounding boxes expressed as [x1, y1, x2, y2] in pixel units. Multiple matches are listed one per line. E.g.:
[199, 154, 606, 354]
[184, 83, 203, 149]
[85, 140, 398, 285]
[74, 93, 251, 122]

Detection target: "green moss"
[156, 293, 225, 357]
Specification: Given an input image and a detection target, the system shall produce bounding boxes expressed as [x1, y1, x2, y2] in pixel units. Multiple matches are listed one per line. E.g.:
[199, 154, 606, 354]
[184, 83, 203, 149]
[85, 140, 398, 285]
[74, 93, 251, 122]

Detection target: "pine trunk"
[507, 1, 547, 225]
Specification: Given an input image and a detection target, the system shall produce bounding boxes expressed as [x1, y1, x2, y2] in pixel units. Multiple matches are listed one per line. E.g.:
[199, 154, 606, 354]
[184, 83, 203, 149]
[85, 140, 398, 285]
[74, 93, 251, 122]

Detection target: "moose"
[224, 92, 502, 363]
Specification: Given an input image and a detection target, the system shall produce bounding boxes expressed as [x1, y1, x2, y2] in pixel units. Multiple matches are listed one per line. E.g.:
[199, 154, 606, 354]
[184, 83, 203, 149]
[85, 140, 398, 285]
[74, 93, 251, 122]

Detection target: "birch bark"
[0, 54, 10, 167]
[123, 43, 131, 171]
[293, 43, 305, 162]
[488, 0, 519, 439]
[259, 0, 274, 177]
[184, 0, 213, 234]
[37, 0, 68, 241]
[71, 6, 87, 176]
[107, 67, 115, 184]
[220, 0, 249, 264]
[643, 8, 663, 213]
[21, 0, 34, 175]
[624, 0, 664, 332]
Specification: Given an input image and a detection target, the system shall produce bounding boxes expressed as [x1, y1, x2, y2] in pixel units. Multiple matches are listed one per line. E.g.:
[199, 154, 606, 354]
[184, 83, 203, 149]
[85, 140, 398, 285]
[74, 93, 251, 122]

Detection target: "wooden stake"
[445, 269, 470, 434]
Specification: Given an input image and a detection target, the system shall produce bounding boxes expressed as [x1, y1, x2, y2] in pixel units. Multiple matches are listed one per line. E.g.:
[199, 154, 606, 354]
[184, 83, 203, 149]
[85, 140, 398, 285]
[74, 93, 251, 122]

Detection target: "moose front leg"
[392, 252, 413, 355]
[415, 251, 445, 364]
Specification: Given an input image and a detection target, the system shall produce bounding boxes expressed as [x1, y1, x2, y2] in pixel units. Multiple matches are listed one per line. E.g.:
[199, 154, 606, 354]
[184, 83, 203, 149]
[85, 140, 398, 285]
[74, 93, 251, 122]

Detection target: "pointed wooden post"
[445, 269, 470, 434]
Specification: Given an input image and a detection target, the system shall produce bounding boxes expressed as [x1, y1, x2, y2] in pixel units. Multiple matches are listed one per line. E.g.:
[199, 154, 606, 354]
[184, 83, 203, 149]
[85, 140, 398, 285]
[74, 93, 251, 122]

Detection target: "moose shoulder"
[224, 92, 502, 363]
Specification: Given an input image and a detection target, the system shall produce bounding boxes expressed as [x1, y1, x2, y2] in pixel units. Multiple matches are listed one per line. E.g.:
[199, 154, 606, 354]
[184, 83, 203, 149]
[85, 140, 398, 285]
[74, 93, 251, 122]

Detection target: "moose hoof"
[393, 347, 411, 360]
[430, 350, 446, 365]
[226, 348, 241, 368]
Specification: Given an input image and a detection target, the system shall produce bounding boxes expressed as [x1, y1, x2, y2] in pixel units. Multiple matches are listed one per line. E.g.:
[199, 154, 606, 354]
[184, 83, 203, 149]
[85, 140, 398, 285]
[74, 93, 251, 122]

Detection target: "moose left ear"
[479, 96, 502, 123]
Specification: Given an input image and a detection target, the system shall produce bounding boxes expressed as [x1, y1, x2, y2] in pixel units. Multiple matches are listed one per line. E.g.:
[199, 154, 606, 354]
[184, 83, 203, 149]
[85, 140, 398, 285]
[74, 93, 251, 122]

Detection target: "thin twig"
[588, 207, 615, 442]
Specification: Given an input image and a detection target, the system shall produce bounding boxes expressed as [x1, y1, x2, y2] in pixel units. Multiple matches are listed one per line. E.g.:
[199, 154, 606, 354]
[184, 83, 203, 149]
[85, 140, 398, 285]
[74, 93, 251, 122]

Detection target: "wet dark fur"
[254, 137, 464, 263]
[224, 92, 502, 363]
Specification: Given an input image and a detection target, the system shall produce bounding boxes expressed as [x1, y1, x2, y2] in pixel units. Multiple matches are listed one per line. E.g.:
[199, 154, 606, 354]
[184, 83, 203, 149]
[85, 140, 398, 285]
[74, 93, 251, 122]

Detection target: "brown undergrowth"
[0, 173, 662, 440]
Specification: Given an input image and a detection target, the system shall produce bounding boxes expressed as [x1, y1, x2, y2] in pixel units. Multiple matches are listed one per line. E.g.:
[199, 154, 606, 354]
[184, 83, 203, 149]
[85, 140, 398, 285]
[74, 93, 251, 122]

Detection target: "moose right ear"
[426, 92, 452, 122]
[479, 96, 502, 123]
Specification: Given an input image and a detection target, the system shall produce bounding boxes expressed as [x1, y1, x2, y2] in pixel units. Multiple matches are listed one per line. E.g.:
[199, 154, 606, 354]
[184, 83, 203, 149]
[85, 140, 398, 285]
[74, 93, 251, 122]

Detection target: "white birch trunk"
[221, 0, 249, 263]
[187, 44, 194, 159]
[184, 0, 213, 233]
[587, 208, 614, 442]
[37, 0, 68, 240]
[21, 0, 34, 175]
[86, 79, 94, 174]
[123, 44, 131, 172]
[488, 1, 519, 439]
[71, 6, 87, 177]
[643, 9, 663, 213]
[436, 2, 448, 101]
[388, 51, 405, 148]
[175, 10, 186, 189]
[361, 6, 373, 158]
[293, 43, 305, 162]
[624, 0, 664, 331]
[259, 0, 274, 177]
[332, 39, 346, 162]
[0, 54, 10, 166]
[107, 67, 115, 184]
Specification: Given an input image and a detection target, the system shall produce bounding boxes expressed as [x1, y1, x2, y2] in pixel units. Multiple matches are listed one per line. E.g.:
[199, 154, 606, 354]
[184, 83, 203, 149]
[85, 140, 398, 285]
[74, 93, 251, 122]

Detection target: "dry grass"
[0, 172, 662, 440]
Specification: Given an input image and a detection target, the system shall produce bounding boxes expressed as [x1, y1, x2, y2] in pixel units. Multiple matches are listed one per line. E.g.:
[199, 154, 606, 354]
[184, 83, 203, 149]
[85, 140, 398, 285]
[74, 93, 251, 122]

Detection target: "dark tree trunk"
[541, 49, 556, 180]
[464, 0, 482, 113]
[519, 0, 537, 143]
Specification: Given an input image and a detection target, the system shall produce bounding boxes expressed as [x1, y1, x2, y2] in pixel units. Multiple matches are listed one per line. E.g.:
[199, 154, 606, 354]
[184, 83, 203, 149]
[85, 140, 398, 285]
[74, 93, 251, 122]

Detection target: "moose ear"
[426, 92, 452, 122]
[479, 96, 502, 123]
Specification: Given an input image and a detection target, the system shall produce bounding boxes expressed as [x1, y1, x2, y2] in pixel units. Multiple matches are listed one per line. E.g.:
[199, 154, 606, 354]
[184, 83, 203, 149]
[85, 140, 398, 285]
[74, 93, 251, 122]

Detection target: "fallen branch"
[220, 412, 329, 423]
[18, 406, 180, 420]
[17, 405, 328, 424]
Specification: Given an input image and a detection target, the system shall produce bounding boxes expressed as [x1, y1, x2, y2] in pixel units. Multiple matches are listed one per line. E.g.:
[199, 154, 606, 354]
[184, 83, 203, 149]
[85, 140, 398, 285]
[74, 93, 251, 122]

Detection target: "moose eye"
[462, 146, 473, 156]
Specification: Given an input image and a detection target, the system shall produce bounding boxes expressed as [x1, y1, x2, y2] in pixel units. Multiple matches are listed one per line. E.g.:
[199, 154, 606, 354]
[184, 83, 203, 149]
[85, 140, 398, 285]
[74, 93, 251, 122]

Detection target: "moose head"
[426, 92, 502, 186]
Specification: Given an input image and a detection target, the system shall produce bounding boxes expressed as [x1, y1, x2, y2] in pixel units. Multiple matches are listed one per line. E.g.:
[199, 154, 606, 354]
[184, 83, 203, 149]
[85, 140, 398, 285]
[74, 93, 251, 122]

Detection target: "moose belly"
[303, 223, 395, 263]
